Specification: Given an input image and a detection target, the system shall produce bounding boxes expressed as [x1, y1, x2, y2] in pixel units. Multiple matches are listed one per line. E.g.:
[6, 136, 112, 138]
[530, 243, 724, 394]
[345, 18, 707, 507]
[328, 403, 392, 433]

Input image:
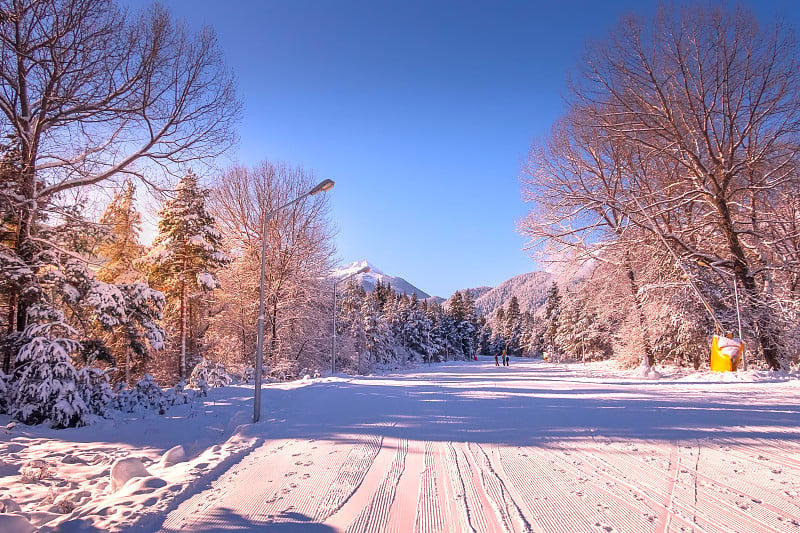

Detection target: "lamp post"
[332, 265, 370, 374]
[253, 179, 334, 423]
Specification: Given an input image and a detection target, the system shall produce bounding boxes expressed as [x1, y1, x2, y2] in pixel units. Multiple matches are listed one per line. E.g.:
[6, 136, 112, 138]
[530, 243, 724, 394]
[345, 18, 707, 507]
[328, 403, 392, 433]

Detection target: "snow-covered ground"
[2, 357, 800, 532]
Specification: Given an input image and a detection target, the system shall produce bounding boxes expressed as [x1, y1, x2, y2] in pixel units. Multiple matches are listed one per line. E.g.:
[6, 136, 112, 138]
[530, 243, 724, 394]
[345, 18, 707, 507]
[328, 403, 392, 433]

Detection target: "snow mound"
[0, 514, 35, 533]
[0, 498, 22, 513]
[638, 356, 662, 379]
[159, 445, 186, 468]
[110, 457, 150, 492]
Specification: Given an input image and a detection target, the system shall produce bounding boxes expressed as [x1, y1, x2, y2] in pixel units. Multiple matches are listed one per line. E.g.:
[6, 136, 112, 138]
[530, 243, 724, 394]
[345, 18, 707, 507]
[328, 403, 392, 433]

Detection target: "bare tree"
[208, 162, 336, 378]
[520, 109, 660, 364]
[521, 5, 800, 369]
[0, 0, 240, 330]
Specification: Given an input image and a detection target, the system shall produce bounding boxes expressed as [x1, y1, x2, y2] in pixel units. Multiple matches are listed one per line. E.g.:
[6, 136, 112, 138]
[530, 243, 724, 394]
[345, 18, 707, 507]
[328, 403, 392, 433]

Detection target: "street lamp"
[253, 179, 334, 423]
[332, 265, 370, 374]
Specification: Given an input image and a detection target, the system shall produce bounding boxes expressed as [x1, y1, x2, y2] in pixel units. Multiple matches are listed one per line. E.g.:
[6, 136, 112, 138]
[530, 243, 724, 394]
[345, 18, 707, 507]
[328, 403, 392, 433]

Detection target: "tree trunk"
[738, 268, 781, 370]
[14, 175, 35, 333]
[180, 279, 187, 381]
[625, 254, 655, 366]
[714, 195, 781, 370]
[125, 347, 131, 385]
[3, 293, 17, 373]
[270, 296, 279, 356]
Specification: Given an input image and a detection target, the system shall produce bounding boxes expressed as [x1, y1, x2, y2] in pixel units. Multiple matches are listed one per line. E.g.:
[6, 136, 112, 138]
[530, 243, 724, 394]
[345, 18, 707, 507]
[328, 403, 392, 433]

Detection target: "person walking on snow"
[502, 349, 508, 366]
[494, 353, 499, 366]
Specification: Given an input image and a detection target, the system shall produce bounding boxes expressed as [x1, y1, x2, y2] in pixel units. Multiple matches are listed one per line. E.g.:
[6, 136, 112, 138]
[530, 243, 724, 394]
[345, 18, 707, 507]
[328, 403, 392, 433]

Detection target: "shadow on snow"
[247, 360, 800, 447]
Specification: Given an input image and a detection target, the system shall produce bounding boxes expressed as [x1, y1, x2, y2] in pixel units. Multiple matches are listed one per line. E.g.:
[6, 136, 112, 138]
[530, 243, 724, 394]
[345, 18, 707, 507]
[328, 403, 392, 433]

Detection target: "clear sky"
[128, 0, 800, 298]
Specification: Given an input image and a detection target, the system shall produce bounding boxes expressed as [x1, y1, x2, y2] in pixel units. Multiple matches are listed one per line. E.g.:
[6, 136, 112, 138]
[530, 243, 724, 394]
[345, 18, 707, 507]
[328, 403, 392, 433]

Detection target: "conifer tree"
[0, 137, 30, 370]
[94, 181, 165, 384]
[336, 278, 368, 372]
[477, 317, 493, 355]
[362, 291, 394, 368]
[544, 282, 563, 361]
[139, 171, 229, 382]
[505, 296, 523, 355]
[95, 180, 144, 284]
[11, 320, 90, 428]
[401, 294, 431, 360]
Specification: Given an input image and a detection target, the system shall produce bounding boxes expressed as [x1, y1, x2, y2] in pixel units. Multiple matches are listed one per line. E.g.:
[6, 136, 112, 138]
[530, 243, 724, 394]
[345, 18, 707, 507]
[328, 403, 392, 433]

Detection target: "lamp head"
[309, 179, 335, 195]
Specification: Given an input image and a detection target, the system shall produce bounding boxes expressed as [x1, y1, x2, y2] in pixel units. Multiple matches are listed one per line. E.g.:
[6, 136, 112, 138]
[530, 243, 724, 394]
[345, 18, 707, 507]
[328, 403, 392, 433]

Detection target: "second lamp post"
[253, 179, 334, 423]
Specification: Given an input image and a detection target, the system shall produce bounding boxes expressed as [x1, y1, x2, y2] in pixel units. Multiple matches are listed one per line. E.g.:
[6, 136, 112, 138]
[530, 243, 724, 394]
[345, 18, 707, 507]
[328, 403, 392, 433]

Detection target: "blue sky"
[132, 0, 800, 298]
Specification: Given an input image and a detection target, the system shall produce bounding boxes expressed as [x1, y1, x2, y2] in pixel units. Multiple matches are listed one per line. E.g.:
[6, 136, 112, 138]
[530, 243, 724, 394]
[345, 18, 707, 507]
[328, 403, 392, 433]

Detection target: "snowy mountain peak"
[332, 260, 383, 278]
[331, 260, 430, 298]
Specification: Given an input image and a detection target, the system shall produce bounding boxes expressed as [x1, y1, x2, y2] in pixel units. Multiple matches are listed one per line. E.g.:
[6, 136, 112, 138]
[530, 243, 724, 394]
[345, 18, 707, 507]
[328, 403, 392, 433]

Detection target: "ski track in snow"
[8, 359, 796, 532]
[148, 360, 800, 532]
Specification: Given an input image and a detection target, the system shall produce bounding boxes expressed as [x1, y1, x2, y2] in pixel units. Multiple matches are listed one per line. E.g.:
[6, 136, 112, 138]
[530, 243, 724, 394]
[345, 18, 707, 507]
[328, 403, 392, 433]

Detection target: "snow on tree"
[92, 183, 166, 383]
[11, 319, 91, 428]
[139, 171, 229, 383]
[329, 278, 480, 372]
[477, 317, 494, 355]
[519, 5, 800, 369]
[113, 373, 200, 414]
[503, 296, 523, 355]
[189, 359, 232, 389]
[0, 0, 239, 338]
[446, 291, 478, 358]
[0, 136, 30, 354]
[362, 290, 395, 367]
[335, 278, 368, 373]
[77, 366, 115, 419]
[207, 162, 335, 379]
[489, 307, 507, 355]
[399, 294, 432, 361]
[0, 369, 9, 413]
[543, 282, 562, 361]
[519, 312, 540, 357]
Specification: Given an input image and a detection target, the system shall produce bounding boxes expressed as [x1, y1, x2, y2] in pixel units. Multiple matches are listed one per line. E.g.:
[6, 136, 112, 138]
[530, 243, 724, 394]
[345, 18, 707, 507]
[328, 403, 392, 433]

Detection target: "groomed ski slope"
[157, 358, 800, 533]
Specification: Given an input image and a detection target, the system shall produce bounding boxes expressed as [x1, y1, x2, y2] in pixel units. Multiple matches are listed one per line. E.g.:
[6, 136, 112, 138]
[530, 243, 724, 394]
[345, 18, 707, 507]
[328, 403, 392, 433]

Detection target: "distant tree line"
[335, 281, 480, 372]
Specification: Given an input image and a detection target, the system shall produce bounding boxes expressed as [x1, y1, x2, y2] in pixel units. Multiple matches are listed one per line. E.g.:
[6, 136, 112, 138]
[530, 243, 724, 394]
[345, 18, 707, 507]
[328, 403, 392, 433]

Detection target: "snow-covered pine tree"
[544, 282, 562, 361]
[461, 289, 480, 356]
[77, 365, 114, 418]
[477, 317, 493, 355]
[139, 171, 229, 382]
[401, 294, 431, 361]
[362, 290, 394, 368]
[11, 317, 90, 428]
[94, 181, 164, 384]
[0, 136, 30, 358]
[424, 302, 447, 362]
[504, 296, 523, 355]
[336, 278, 368, 373]
[0, 368, 10, 413]
[562, 292, 612, 362]
[447, 292, 471, 358]
[553, 290, 591, 361]
[189, 358, 232, 389]
[519, 312, 541, 357]
[490, 307, 507, 354]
